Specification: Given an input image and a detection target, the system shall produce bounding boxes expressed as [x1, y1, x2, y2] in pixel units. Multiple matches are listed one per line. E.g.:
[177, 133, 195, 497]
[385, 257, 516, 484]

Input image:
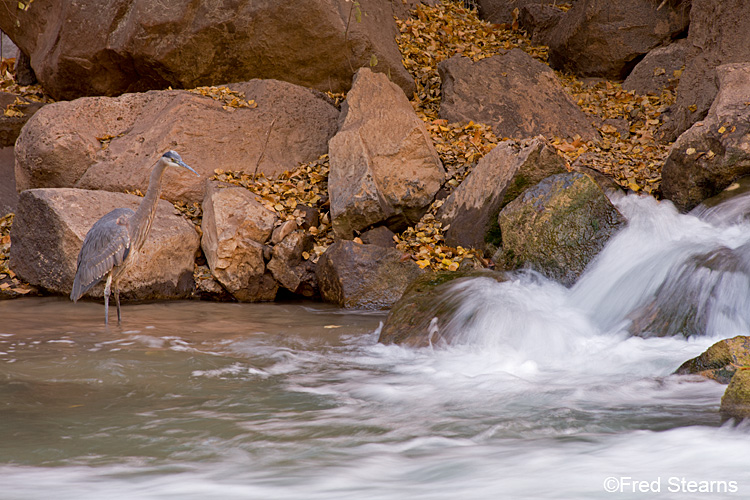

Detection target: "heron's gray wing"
[70, 208, 134, 301]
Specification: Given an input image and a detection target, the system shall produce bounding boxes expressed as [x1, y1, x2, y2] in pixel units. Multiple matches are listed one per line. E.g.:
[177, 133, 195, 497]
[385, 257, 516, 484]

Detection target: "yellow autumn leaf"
[718, 126, 726, 134]
[686, 147, 696, 155]
[416, 259, 431, 269]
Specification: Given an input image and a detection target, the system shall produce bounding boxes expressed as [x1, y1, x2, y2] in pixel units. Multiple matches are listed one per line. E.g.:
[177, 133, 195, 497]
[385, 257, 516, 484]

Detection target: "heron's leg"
[114, 283, 122, 325]
[103, 273, 112, 326]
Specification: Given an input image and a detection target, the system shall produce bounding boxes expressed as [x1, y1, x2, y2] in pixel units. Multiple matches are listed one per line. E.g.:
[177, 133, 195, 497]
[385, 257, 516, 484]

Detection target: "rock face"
[378, 270, 507, 347]
[201, 182, 279, 302]
[661, 63, 750, 212]
[0, 0, 414, 101]
[547, 0, 690, 79]
[15, 80, 339, 203]
[622, 39, 688, 95]
[316, 240, 425, 309]
[10, 188, 198, 299]
[438, 51, 598, 140]
[676, 336, 750, 384]
[437, 136, 566, 252]
[661, 0, 750, 141]
[496, 172, 626, 286]
[328, 68, 445, 239]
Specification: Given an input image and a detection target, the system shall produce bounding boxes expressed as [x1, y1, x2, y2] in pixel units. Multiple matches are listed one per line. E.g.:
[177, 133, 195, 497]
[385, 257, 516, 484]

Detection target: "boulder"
[0, 0, 414, 101]
[360, 225, 397, 248]
[201, 181, 279, 302]
[15, 80, 339, 203]
[438, 136, 566, 253]
[437, 51, 599, 141]
[316, 240, 425, 309]
[495, 171, 626, 286]
[267, 230, 317, 297]
[622, 39, 689, 95]
[661, 63, 750, 212]
[518, 4, 566, 46]
[721, 369, 750, 420]
[675, 336, 750, 384]
[0, 91, 45, 148]
[9, 188, 198, 299]
[547, 0, 690, 79]
[328, 68, 445, 239]
[661, 0, 750, 141]
[378, 270, 507, 347]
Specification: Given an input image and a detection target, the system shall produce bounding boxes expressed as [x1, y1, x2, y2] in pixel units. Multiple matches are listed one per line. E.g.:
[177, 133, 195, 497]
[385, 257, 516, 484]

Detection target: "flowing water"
[2, 193, 750, 499]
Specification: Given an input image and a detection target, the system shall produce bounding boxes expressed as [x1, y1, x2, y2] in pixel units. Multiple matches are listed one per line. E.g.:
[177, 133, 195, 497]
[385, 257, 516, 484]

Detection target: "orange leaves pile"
[394, 209, 482, 271]
[188, 86, 257, 110]
[0, 214, 36, 297]
[428, 119, 499, 187]
[554, 77, 675, 194]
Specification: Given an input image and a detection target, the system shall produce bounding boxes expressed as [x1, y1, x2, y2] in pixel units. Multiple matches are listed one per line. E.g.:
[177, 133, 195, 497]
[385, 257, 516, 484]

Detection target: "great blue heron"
[70, 150, 198, 325]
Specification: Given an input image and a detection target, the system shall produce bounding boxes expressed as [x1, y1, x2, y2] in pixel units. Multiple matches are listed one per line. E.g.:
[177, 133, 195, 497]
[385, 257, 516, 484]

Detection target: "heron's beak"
[178, 160, 199, 177]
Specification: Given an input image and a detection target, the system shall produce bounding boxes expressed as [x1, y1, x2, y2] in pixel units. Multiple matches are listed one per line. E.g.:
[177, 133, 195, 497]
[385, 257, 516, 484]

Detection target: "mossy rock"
[675, 336, 750, 383]
[721, 369, 750, 420]
[495, 171, 626, 286]
[378, 269, 507, 347]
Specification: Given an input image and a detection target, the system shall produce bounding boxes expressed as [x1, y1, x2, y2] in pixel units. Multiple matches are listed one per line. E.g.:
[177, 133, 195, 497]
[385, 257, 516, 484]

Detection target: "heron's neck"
[130, 160, 167, 250]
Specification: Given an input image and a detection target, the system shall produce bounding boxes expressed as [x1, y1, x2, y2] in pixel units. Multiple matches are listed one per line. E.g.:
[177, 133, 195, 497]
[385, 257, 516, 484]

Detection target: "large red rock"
[328, 68, 445, 239]
[0, 0, 414, 100]
[15, 80, 339, 203]
[661, 63, 750, 212]
[9, 188, 199, 299]
[622, 39, 688, 95]
[200, 181, 279, 302]
[660, 0, 750, 141]
[438, 50, 599, 141]
[316, 240, 425, 309]
[547, 0, 690, 79]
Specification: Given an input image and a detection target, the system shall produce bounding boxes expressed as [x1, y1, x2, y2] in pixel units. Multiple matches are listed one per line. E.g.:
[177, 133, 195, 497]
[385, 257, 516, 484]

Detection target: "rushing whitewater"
[1, 192, 749, 499]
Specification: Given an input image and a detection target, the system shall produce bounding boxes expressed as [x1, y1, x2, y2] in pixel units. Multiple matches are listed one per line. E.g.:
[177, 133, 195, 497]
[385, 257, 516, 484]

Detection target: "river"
[1, 192, 748, 499]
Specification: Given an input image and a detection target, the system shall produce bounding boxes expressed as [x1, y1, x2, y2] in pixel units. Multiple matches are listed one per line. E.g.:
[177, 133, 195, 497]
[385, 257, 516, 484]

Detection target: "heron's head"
[162, 150, 199, 176]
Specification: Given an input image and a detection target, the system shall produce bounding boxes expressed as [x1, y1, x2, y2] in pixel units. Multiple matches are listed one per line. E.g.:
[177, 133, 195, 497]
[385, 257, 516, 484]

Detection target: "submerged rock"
[495, 172, 626, 287]
[10, 188, 198, 300]
[675, 336, 750, 384]
[378, 270, 507, 347]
